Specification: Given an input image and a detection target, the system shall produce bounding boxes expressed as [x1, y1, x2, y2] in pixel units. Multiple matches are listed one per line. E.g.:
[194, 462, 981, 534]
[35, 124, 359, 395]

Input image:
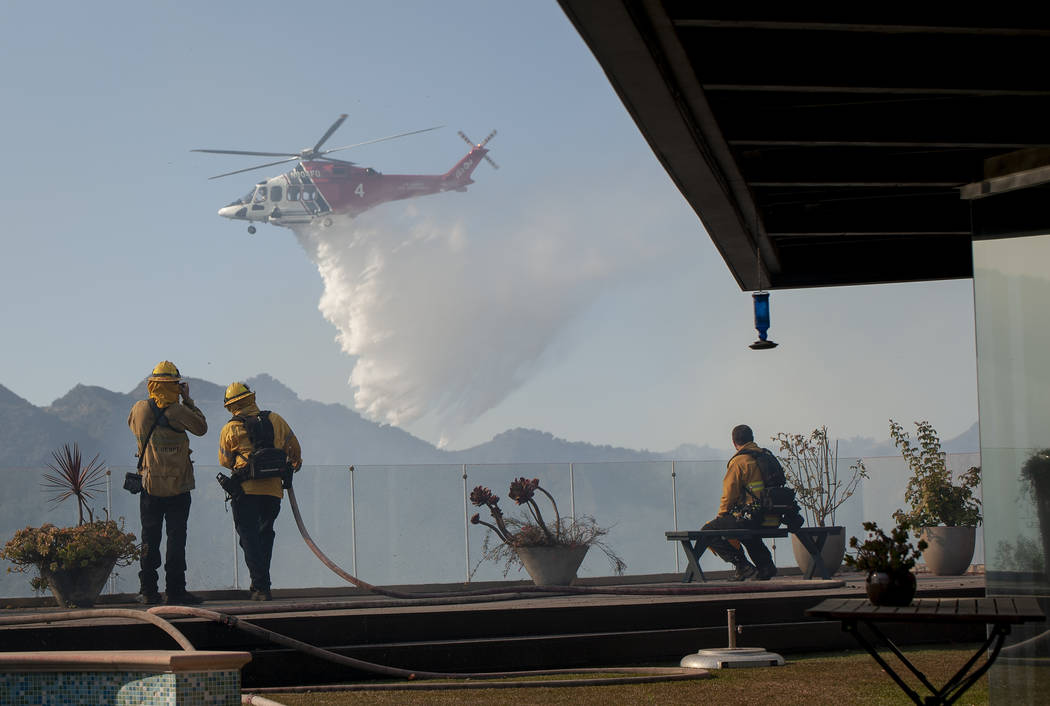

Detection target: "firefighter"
[701, 424, 780, 581]
[218, 382, 302, 601]
[127, 361, 208, 605]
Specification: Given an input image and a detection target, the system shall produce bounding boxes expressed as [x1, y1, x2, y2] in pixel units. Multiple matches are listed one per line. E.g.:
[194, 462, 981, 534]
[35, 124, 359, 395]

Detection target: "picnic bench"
[665, 527, 840, 581]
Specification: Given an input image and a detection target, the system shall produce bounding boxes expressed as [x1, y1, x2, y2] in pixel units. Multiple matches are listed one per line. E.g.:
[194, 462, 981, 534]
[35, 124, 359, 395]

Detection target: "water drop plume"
[294, 202, 658, 434]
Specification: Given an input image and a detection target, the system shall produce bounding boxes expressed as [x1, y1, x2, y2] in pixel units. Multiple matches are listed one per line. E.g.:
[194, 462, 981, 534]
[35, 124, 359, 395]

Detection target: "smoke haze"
[294, 197, 669, 441]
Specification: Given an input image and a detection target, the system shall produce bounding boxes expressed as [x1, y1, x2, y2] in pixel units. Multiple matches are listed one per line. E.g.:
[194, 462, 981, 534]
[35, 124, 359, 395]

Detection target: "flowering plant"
[0, 444, 140, 592]
[844, 521, 928, 574]
[470, 477, 625, 577]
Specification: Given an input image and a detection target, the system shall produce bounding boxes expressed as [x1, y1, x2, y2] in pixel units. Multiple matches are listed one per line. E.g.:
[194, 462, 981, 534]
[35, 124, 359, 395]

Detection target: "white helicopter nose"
[217, 205, 240, 219]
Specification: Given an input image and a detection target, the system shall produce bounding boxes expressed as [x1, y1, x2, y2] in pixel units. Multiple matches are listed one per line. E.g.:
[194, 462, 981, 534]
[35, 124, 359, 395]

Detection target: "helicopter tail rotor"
[457, 130, 499, 170]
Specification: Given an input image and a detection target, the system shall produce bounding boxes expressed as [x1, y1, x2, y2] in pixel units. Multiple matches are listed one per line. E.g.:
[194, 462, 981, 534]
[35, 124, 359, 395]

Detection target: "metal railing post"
[671, 460, 679, 573]
[569, 462, 576, 521]
[463, 464, 470, 582]
[349, 465, 358, 576]
[106, 470, 115, 594]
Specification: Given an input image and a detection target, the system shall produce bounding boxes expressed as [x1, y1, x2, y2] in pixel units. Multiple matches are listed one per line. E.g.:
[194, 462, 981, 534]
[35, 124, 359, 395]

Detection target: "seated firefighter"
[701, 424, 803, 581]
[218, 382, 302, 601]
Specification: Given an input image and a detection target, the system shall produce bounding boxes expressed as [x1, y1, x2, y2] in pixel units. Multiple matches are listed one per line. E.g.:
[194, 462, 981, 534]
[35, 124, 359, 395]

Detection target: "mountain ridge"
[0, 377, 978, 467]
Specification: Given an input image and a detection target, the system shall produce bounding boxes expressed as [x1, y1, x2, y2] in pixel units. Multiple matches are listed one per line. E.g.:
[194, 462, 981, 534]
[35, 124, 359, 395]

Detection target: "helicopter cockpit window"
[270, 186, 282, 202]
[240, 190, 253, 204]
[253, 187, 267, 203]
[287, 186, 300, 201]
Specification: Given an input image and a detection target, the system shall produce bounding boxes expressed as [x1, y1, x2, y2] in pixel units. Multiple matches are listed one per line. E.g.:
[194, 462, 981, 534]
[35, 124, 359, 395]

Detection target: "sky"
[0, 1, 979, 453]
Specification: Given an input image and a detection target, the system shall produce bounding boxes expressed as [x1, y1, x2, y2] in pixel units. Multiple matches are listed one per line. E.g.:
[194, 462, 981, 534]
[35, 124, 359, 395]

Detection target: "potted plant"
[470, 477, 625, 585]
[0, 444, 139, 607]
[773, 426, 868, 575]
[890, 420, 982, 576]
[845, 520, 928, 605]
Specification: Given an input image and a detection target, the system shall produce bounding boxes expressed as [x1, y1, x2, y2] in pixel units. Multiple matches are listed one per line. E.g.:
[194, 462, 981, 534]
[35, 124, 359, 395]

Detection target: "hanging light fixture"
[749, 241, 778, 350]
[749, 291, 778, 350]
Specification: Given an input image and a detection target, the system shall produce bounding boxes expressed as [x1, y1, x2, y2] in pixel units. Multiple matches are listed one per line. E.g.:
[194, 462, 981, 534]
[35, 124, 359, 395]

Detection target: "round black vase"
[865, 571, 917, 606]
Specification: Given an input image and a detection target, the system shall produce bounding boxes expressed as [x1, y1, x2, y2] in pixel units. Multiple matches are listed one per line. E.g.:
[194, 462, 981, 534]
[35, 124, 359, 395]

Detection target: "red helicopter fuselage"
[217, 143, 490, 231]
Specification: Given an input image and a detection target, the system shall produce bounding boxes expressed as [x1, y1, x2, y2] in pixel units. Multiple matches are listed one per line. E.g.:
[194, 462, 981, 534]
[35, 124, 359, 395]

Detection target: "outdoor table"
[806, 596, 1045, 705]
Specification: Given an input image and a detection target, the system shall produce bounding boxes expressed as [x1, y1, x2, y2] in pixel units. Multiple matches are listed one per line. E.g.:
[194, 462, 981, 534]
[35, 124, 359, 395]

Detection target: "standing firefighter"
[218, 382, 302, 601]
[127, 361, 208, 605]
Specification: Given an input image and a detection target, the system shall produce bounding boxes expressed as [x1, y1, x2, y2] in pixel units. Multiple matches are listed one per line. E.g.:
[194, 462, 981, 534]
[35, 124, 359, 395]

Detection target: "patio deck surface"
[0, 570, 986, 687]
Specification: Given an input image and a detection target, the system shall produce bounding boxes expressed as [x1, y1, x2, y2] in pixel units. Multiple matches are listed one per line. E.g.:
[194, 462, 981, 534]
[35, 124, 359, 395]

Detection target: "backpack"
[735, 448, 802, 528]
[737, 447, 787, 488]
[231, 411, 289, 481]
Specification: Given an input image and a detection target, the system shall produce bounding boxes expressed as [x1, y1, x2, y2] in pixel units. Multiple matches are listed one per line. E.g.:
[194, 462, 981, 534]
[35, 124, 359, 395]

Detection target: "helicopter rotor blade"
[458, 130, 475, 147]
[311, 114, 348, 154]
[480, 129, 497, 147]
[323, 125, 444, 155]
[192, 149, 299, 157]
[484, 154, 500, 170]
[207, 157, 301, 180]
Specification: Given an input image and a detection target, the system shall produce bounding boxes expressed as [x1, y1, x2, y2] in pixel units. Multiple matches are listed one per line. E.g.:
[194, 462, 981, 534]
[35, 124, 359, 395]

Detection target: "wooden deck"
[0, 571, 988, 688]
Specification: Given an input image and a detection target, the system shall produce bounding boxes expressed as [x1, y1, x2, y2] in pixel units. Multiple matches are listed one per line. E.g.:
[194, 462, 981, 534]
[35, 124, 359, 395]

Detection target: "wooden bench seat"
[665, 527, 840, 582]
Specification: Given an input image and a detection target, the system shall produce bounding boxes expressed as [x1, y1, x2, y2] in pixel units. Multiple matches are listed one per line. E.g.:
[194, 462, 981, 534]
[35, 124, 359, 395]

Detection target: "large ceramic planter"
[38, 556, 117, 608]
[866, 570, 917, 606]
[791, 526, 846, 577]
[920, 526, 976, 576]
[515, 545, 589, 586]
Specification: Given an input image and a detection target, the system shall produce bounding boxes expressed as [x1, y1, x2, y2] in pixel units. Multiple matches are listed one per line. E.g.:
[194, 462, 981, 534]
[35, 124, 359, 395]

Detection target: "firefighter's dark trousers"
[232, 493, 282, 591]
[701, 513, 775, 570]
[139, 491, 191, 594]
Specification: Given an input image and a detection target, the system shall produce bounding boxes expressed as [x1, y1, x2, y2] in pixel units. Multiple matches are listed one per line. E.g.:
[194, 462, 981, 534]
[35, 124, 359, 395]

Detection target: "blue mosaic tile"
[0, 669, 241, 705]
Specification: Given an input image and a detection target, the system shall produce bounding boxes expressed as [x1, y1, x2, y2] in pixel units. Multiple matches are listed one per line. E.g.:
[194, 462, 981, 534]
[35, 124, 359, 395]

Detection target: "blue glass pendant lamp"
[749, 291, 778, 350]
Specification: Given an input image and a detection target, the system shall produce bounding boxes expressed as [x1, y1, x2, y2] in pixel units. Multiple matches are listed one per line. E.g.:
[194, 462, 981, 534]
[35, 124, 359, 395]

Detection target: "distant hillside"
[837, 421, 980, 458]
[0, 376, 979, 468]
[0, 386, 79, 466]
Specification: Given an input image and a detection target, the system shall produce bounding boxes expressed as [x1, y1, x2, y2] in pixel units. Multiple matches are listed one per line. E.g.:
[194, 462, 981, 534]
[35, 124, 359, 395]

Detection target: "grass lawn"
[259, 645, 993, 705]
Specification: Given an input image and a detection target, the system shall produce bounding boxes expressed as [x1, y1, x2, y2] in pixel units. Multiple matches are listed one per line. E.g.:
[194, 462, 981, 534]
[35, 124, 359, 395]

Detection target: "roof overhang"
[558, 2, 1050, 289]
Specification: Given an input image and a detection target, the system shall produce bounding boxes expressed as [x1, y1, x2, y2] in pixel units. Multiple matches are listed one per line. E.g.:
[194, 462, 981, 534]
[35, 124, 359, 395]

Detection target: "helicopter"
[193, 114, 497, 234]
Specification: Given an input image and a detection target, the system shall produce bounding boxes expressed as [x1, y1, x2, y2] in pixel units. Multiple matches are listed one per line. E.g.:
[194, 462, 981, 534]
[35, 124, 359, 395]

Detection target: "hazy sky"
[0, 1, 979, 452]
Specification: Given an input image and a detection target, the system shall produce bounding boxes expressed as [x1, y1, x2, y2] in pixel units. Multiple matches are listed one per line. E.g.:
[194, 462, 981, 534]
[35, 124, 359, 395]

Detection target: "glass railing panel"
[663, 460, 742, 573]
[568, 461, 674, 577]
[0, 453, 979, 598]
[341, 464, 466, 587]
[0, 466, 65, 599]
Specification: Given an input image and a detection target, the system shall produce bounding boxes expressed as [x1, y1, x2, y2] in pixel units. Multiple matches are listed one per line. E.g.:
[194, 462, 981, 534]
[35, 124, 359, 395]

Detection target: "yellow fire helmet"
[224, 382, 255, 409]
[148, 360, 182, 383]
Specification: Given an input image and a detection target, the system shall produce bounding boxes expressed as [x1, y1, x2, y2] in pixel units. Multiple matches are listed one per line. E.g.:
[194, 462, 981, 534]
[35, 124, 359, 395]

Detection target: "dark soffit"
[557, 2, 1050, 289]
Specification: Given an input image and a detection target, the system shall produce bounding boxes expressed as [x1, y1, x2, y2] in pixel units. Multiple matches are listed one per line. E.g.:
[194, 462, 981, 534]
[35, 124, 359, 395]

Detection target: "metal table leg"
[842, 618, 1010, 706]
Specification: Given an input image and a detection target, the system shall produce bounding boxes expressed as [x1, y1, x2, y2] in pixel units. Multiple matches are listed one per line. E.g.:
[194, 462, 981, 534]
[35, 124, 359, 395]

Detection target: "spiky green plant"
[41, 443, 107, 525]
